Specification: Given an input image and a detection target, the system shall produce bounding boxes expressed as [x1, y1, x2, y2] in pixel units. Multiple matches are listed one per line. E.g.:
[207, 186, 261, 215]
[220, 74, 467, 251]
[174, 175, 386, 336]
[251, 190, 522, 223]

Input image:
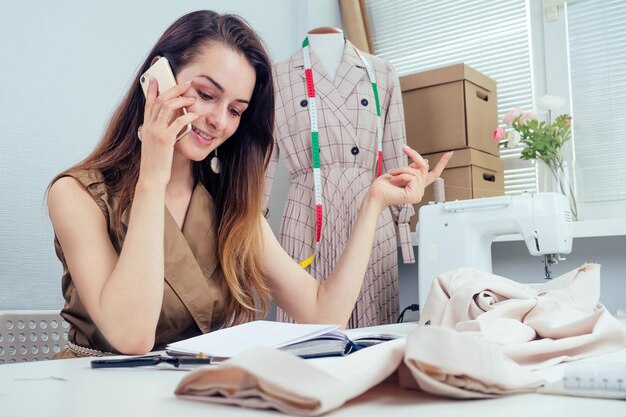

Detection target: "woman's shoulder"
[49, 168, 110, 216]
[53, 168, 105, 189]
[48, 175, 104, 227]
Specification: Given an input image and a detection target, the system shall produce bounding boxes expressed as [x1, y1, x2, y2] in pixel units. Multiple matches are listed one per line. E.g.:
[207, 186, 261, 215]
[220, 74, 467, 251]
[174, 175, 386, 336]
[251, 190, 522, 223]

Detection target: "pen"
[91, 354, 211, 369]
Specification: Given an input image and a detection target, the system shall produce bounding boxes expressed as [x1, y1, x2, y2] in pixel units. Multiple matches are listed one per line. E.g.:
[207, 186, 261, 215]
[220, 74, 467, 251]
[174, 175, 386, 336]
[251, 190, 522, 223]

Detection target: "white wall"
[0, 0, 343, 310]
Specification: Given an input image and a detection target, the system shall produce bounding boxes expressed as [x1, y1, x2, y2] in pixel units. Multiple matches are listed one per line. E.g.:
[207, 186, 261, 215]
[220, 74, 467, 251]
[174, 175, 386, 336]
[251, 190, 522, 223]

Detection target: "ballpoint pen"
[91, 353, 211, 369]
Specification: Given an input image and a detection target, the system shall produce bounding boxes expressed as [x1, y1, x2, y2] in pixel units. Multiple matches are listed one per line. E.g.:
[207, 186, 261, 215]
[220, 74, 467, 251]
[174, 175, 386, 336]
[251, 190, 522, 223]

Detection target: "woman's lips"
[191, 125, 215, 146]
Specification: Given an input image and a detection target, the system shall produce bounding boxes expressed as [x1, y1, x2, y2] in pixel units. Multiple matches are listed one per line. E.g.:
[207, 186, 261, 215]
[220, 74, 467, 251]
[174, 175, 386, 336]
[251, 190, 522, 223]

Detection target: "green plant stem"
[545, 159, 579, 221]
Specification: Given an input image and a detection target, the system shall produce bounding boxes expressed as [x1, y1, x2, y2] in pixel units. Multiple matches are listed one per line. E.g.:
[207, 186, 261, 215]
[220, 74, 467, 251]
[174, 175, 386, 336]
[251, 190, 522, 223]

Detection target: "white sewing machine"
[417, 192, 573, 308]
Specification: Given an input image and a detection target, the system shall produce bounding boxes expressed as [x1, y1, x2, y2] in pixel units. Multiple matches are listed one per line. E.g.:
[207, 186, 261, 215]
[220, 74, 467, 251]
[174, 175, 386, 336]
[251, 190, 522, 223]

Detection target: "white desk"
[1, 323, 625, 417]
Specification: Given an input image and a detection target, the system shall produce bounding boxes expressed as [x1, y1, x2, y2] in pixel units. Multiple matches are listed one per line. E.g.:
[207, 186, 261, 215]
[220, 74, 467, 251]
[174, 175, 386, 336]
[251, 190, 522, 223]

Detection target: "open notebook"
[166, 320, 399, 359]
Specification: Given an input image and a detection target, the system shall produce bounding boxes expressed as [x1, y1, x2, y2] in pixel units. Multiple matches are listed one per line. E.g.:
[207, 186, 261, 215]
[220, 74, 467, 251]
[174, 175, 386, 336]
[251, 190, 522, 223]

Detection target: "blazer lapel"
[335, 41, 369, 101]
[181, 184, 219, 278]
[163, 184, 220, 333]
[294, 47, 365, 142]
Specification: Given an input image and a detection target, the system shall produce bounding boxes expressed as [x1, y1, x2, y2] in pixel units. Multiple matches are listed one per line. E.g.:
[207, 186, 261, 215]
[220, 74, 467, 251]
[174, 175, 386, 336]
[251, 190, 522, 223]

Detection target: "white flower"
[506, 130, 521, 148]
[538, 94, 565, 111]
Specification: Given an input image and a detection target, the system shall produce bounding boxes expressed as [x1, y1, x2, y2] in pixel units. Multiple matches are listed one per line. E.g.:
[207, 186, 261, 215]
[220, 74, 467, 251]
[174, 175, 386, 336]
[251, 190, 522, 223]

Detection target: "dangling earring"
[210, 148, 222, 174]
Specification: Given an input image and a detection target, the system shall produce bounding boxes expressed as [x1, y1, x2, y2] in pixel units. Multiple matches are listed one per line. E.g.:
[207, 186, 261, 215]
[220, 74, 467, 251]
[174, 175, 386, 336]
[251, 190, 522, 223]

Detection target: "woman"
[47, 10, 451, 358]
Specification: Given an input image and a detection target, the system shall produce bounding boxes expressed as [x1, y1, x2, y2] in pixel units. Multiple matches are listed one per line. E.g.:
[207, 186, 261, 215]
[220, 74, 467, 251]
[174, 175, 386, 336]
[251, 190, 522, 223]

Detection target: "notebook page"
[167, 320, 340, 357]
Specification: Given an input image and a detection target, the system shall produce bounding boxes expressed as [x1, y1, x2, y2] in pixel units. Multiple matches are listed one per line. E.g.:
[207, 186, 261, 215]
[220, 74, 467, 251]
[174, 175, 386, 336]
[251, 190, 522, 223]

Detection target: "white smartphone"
[139, 57, 192, 141]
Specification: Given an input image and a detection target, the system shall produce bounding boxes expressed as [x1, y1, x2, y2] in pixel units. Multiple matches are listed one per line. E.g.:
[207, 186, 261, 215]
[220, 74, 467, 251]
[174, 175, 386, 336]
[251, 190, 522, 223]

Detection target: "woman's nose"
[205, 104, 228, 132]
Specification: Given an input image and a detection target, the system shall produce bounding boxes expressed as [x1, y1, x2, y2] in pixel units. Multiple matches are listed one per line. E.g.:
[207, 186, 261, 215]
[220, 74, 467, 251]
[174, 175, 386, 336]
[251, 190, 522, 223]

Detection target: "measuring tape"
[299, 38, 383, 268]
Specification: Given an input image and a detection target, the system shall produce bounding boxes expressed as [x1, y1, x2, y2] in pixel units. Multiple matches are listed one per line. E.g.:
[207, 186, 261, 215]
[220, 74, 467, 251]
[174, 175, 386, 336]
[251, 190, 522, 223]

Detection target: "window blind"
[364, 0, 537, 194]
[567, 0, 626, 203]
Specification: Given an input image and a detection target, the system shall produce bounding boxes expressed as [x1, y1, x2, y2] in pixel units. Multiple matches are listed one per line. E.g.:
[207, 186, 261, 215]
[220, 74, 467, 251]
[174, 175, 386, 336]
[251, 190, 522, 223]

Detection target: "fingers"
[426, 151, 453, 184]
[147, 80, 194, 123]
[403, 145, 429, 171]
[388, 165, 421, 178]
[375, 147, 452, 209]
[389, 173, 415, 186]
[144, 77, 159, 121]
[398, 146, 453, 184]
[156, 95, 196, 126]
[166, 112, 200, 138]
[158, 79, 194, 102]
[142, 78, 197, 144]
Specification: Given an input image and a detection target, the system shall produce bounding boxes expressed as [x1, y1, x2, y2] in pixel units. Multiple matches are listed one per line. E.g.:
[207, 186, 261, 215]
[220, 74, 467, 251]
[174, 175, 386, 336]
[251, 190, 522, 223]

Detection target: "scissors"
[91, 353, 211, 369]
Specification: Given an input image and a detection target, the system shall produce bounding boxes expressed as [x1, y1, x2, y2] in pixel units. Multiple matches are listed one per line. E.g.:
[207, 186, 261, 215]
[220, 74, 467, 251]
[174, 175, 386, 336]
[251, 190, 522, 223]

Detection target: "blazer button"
[300, 99, 308, 107]
[351, 146, 360, 155]
[361, 98, 369, 106]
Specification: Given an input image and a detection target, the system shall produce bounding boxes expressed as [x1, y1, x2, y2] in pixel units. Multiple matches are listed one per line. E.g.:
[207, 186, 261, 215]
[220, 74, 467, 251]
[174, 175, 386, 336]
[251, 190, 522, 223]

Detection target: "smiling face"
[174, 42, 256, 162]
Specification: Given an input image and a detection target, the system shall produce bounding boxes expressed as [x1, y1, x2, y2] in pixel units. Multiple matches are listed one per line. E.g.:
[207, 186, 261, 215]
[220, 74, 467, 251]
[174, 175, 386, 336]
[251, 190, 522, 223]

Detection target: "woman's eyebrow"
[197, 75, 250, 104]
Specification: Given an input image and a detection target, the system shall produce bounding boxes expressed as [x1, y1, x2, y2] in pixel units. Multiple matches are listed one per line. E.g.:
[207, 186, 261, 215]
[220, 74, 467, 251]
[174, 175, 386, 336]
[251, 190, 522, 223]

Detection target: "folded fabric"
[175, 338, 406, 416]
[174, 264, 626, 415]
[419, 264, 626, 370]
[402, 326, 545, 398]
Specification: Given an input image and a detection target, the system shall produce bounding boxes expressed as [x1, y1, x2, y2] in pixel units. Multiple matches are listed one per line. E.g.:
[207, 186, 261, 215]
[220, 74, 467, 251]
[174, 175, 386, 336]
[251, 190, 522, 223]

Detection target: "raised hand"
[368, 146, 452, 209]
[138, 78, 199, 185]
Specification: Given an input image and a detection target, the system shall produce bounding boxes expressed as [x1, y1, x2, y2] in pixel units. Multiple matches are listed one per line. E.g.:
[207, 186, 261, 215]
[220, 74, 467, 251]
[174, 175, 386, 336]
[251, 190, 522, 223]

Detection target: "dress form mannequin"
[307, 27, 345, 82]
[266, 33, 416, 327]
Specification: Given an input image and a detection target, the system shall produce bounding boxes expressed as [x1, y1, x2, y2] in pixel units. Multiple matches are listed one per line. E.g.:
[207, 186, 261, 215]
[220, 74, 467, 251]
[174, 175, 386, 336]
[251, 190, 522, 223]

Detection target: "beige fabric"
[419, 264, 626, 370]
[402, 326, 544, 398]
[175, 264, 626, 415]
[53, 169, 227, 358]
[265, 40, 414, 328]
[176, 338, 406, 416]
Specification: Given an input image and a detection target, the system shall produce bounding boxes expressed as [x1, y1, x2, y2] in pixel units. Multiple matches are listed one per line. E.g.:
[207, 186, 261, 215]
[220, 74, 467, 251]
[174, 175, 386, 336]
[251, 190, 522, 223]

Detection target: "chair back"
[0, 310, 69, 364]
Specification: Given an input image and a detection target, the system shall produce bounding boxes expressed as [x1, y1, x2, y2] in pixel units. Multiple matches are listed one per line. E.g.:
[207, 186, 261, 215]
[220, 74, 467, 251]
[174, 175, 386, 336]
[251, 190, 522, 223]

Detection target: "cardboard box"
[400, 64, 499, 156]
[410, 148, 504, 231]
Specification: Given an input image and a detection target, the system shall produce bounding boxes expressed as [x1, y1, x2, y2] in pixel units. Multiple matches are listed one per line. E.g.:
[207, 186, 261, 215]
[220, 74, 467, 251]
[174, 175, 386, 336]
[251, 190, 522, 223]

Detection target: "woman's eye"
[229, 108, 241, 117]
[196, 90, 213, 100]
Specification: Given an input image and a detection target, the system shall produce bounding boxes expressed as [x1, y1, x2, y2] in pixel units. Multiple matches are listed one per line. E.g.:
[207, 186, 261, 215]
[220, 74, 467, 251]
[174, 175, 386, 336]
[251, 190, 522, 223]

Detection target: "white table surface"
[1, 322, 625, 417]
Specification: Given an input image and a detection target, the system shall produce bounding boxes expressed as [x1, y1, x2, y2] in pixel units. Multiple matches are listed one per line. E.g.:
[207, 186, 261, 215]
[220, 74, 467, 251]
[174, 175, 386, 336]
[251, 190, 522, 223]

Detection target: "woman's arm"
[260, 194, 384, 325]
[263, 146, 452, 326]
[48, 177, 166, 354]
[48, 79, 198, 354]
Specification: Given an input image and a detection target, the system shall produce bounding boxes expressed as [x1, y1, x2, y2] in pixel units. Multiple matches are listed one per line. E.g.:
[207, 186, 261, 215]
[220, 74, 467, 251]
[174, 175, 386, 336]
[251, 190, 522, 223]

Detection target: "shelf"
[409, 218, 626, 246]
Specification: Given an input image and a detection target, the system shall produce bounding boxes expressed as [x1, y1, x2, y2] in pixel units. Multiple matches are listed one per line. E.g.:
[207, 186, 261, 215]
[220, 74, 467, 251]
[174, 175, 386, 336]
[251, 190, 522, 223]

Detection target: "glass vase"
[543, 160, 580, 221]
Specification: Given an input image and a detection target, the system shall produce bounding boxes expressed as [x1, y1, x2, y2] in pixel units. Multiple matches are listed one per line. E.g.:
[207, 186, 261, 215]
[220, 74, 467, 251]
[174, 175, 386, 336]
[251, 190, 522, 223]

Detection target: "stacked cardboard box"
[400, 64, 504, 231]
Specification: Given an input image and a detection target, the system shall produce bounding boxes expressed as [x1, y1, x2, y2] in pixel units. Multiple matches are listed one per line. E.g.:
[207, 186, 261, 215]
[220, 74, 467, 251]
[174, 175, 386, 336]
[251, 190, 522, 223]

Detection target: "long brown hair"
[51, 11, 274, 325]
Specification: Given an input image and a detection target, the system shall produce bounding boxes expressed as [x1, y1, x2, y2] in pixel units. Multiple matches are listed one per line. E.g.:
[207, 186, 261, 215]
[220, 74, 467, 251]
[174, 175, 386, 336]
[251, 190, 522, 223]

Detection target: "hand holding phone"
[139, 57, 192, 141]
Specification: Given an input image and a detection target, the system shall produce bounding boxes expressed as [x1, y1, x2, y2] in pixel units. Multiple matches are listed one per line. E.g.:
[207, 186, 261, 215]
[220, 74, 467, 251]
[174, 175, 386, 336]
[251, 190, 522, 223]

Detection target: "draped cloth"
[175, 264, 626, 415]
